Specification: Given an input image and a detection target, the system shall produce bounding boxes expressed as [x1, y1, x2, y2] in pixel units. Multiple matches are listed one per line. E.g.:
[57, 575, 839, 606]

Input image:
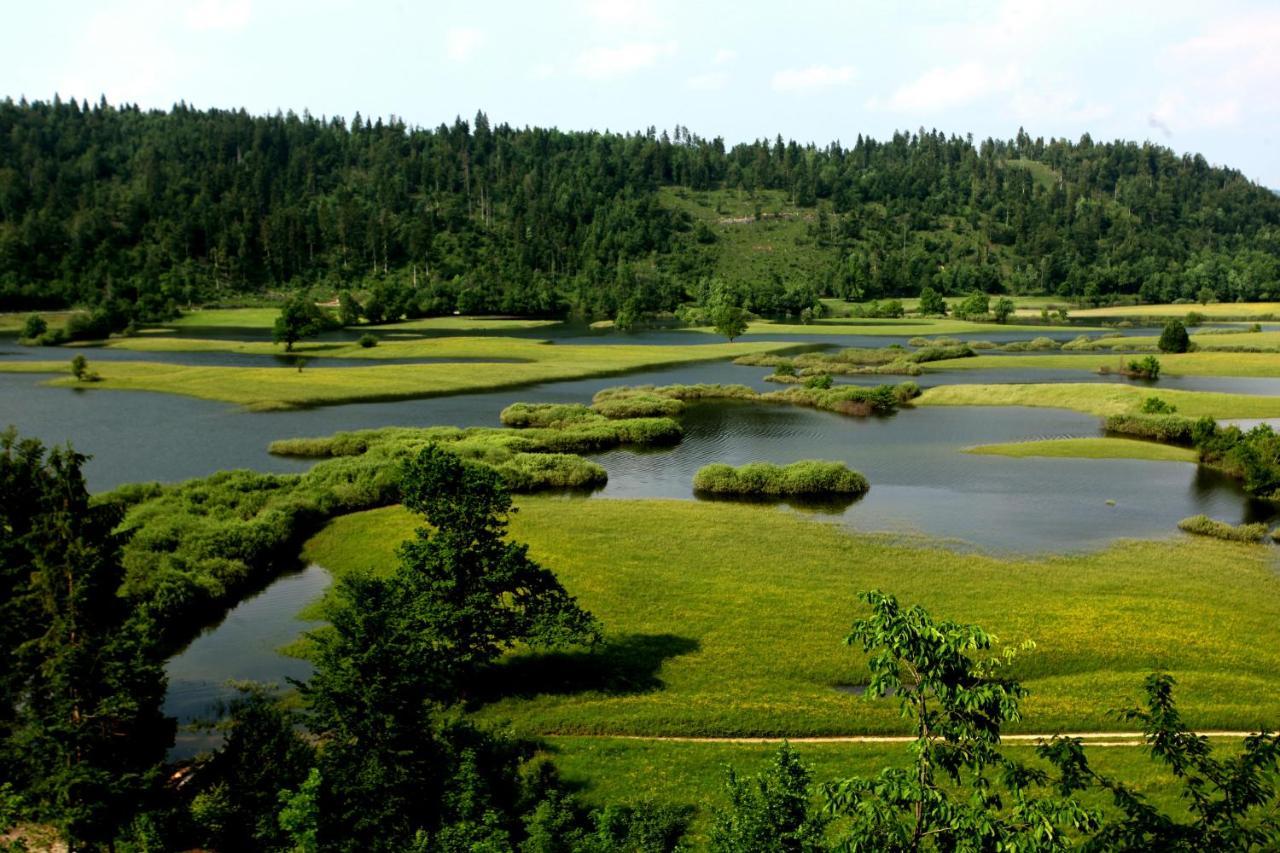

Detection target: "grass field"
[0, 310, 81, 334]
[1025, 302, 1280, 320]
[916, 382, 1280, 418]
[303, 498, 1280, 738]
[926, 350, 1280, 377]
[687, 316, 1083, 337]
[0, 339, 801, 410]
[966, 437, 1198, 463]
[548, 735, 1215, 842]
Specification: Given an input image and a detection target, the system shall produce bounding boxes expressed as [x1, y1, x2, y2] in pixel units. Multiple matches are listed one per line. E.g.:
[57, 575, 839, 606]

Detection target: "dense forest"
[2, 97, 1279, 323]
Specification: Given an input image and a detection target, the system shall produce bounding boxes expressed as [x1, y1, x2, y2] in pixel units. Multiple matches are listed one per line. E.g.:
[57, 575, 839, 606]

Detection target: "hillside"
[2, 99, 1278, 326]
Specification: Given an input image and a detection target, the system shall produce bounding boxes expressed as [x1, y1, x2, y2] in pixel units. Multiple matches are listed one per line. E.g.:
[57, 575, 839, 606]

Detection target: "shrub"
[1176, 515, 1269, 543]
[774, 361, 796, 376]
[358, 333, 378, 348]
[500, 403, 597, 428]
[1140, 397, 1177, 414]
[1126, 355, 1161, 380]
[1158, 319, 1190, 353]
[20, 313, 47, 340]
[955, 291, 990, 320]
[905, 344, 975, 364]
[590, 393, 685, 420]
[692, 460, 870, 497]
[803, 374, 833, 389]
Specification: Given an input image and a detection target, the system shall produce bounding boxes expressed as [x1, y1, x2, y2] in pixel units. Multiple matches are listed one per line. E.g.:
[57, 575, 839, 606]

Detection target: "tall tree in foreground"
[710, 743, 829, 853]
[300, 444, 603, 849]
[0, 429, 173, 849]
[272, 295, 332, 351]
[823, 590, 1097, 851]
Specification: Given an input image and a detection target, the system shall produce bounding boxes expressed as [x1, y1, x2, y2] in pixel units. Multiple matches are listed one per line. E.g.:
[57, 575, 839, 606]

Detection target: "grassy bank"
[548, 736, 1217, 843]
[0, 339, 799, 410]
[1053, 302, 1280, 320]
[304, 498, 1280, 737]
[965, 437, 1198, 462]
[686, 317, 1081, 337]
[925, 350, 1280, 377]
[917, 383, 1280, 418]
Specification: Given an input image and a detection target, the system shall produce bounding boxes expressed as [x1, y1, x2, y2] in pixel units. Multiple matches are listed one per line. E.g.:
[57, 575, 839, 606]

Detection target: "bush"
[1158, 319, 1190, 353]
[358, 333, 378, 348]
[693, 460, 870, 497]
[773, 361, 796, 376]
[1141, 397, 1177, 414]
[590, 393, 685, 420]
[1126, 355, 1161, 379]
[1177, 514, 1269, 543]
[803, 374, 833, 390]
[20, 313, 46, 340]
[500, 403, 598, 428]
[905, 344, 975, 364]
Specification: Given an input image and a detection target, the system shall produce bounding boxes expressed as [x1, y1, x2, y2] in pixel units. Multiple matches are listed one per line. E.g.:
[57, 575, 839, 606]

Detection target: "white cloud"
[1008, 88, 1111, 124]
[531, 62, 557, 80]
[445, 27, 485, 62]
[1150, 9, 1280, 132]
[57, 1, 181, 105]
[877, 63, 1016, 112]
[582, 0, 660, 30]
[574, 41, 676, 79]
[771, 65, 856, 94]
[185, 0, 251, 32]
[686, 71, 728, 91]
[713, 48, 735, 65]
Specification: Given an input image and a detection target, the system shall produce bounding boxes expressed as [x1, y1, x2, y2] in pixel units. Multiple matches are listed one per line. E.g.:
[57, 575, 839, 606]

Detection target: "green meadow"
[0, 338, 800, 410]
[303, 498, 1280, 738]
[966, 437, 1199, 462]
[916, 382, 1280, 417]
[926, 349, 1280, 376]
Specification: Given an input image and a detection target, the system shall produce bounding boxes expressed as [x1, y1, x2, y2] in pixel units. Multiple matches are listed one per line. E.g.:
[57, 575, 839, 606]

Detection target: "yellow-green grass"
[303, 498, 1280, 737]
[917, 383, 1280, 418]
[0, 310, 82, 334]
[1052, 302, 1280, 319]
[152, 308, 562, 335]
[164, 307, 281, 329]
[685, 317, 1084, 337]
[0, 339, 800, 410]
[926, 350, 1280, 377]
[365, 316, 564, 332]
[966, 437, 1198, 463]
[549, 736, 1219, 844]
[101, 333, 558, 358]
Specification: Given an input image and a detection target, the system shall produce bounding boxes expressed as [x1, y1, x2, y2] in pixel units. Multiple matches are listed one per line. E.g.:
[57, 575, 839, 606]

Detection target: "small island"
[692, 460, 870, 497]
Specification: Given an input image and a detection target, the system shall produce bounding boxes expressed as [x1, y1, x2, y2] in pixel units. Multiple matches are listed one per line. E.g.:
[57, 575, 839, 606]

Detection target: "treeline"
[2, 97, 1279, 321]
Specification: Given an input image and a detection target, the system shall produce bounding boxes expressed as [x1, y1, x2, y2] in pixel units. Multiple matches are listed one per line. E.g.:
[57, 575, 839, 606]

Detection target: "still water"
[1, 327, 1273, 743]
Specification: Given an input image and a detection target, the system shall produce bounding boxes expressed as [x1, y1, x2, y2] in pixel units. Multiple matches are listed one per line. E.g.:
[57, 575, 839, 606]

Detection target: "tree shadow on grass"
[467, 632, 700, 707]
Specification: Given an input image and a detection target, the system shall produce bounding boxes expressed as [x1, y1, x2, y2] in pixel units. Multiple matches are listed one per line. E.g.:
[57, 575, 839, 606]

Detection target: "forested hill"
[2, 97, 1279, 322]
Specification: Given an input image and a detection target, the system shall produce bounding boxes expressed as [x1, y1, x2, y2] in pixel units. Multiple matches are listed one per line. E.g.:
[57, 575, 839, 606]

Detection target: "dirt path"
[556, 731, 1258, 748]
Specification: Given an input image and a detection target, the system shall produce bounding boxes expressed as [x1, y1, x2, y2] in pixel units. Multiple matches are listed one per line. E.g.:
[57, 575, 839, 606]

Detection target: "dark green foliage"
[824, 591, 1098, 850]
[357, 332, 377, 348]
[1037, 674, 1280, 850]
[693, 460, 870, 497]
[19, 313, 45, 339]
[1193, 421, 1280, 498]
[272, 295, 334, 351]
[1159, 319, 1191, 353]
[709, 744, 829, 853]
[1125, 355, 1161, 379]
[69, 353, 88, 380]
[916, 287, 946, 316]
[904, 343, 975, 364]
[0, 430, 173, 849]
[992, 296, 1016, 322]
[1141, 396, 1177, 414]
[185, 687, 315, 851]
[4, 100, 1280, 318]
[955, 291, 990, 320]
[803, 373, 833, 389]
[393, 444, 601, 683]
[337, 291, 362, 326]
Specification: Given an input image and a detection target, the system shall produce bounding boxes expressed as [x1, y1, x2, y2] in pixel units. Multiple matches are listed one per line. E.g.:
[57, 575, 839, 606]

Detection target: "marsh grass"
[691, 460, 870, 497]
[918, 383, 1280, 418]
[1177, 514, 1270, 543]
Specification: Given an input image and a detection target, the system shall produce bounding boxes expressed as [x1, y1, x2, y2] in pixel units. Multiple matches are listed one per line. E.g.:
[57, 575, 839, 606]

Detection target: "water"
[3, 327, 1273, 744]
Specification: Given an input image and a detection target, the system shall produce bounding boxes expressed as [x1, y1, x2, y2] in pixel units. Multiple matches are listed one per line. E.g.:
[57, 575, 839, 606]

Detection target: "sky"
[3, 0, 1279, 186]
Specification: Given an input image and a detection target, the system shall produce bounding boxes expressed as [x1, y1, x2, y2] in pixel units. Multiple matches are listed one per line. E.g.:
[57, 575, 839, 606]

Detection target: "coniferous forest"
[2, 97, 1279, 322]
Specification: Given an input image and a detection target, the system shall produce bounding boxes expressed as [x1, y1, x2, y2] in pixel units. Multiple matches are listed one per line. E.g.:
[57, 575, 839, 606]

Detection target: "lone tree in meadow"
[272, 295, 331, 352]
[993, 296, 1016, 323]
[1159, 318, 1191, 353]
[712, 304, 750, 342]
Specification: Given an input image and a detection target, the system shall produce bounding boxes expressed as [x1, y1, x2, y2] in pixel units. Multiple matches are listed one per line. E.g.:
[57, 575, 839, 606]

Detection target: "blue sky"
[4, 0, 1279, 186]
